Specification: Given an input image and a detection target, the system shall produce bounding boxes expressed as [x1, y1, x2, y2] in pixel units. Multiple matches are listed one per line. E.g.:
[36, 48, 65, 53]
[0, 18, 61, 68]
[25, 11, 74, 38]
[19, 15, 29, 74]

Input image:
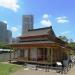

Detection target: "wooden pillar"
[9, 48, 12, 63]
[43, 48, 44, 62]
[68, 49, 70, 60]
[47, 48, 51, 62]
[51, 48, 53, 65]
[43, 48, 46, 62]
[13, 49, 15, 59]
[47, 48, 53, 64]
[36, 48, 38, 61]
[28, 48, 30, 61]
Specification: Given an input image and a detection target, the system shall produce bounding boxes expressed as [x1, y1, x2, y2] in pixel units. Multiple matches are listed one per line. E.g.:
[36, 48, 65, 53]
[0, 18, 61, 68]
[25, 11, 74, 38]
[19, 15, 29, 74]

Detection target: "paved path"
[11, 66, 75, 75]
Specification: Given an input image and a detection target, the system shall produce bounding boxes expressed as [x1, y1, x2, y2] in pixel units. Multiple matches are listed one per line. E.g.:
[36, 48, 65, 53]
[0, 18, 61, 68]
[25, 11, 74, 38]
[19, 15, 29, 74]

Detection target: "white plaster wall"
[16, 48, 37, 59]
[16, 49, 28, 58]
[15, 50, 20, 58]
[30, 48, 37, 59]
[24, 49, 28, 57]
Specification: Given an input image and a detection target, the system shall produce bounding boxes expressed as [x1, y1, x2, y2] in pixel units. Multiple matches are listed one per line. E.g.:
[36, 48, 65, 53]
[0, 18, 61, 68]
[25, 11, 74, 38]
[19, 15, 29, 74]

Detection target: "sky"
[0, 0, 75, 41]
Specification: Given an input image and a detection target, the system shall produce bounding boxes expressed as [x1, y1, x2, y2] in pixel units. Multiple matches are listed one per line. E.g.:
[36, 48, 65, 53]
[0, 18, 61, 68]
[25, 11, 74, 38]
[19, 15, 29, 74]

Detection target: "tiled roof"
[10, 40, 54, 45]
[19, 26, 54, 37]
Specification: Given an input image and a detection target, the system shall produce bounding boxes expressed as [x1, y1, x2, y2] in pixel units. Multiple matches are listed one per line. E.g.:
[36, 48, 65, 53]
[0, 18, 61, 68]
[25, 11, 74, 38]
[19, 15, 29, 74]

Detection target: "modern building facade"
[22, 15, 33, 34]
[6, 30, 12, 43]
[0, 21, 7, 43]
[0, 21, 12, 43]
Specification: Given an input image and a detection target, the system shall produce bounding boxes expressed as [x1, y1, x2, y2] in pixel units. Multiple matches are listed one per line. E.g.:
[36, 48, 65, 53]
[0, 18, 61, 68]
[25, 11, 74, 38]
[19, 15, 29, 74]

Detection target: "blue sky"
[0, 0, 75, 41]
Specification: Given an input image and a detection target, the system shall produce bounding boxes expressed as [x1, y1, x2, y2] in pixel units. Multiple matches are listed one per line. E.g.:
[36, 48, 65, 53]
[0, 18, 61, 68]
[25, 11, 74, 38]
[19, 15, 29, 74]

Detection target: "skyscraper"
[6, 30, 12, 43]
[0, 21, 12, 44]
[0, 21, 7, 43]
[22, 15, 33, 34]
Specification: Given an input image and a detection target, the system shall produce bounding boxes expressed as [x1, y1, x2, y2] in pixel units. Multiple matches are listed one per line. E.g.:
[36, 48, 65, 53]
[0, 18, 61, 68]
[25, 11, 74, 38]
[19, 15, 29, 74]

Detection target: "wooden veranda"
[9, 43, 70, 65]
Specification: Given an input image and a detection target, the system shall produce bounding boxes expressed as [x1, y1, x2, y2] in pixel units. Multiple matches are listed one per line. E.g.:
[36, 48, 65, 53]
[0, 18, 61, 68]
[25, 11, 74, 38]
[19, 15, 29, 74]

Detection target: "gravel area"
[11, 65, 75, 75]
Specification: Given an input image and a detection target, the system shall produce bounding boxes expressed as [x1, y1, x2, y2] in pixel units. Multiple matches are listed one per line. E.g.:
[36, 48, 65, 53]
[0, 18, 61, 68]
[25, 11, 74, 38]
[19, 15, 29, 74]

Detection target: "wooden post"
[47, 48, 53, 64]
[47, 48, 51, 63]
[51, 48, 53, 65]
[36, 48, 38, 61]
[9, 48, 12, 63]
[68, 49, 70, 61]
[13, 48, 15, 59]
[43, 48, 44, 62]
[28, 48, 30, 61]
[43, 48, 46, 62]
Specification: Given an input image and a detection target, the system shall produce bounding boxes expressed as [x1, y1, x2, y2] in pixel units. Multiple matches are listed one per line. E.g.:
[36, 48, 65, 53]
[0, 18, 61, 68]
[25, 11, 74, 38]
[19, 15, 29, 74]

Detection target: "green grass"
[0, 63, 23, 75]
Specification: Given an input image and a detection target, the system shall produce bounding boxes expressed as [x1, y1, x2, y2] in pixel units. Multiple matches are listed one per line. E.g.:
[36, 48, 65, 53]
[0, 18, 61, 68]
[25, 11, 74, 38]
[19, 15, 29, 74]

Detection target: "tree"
[58, 36, 75, 54]
[68, 42, 75, 50]
[59, 36, 69, 42]
[69, 38, 73, 43]
[0, 43, 10, 49]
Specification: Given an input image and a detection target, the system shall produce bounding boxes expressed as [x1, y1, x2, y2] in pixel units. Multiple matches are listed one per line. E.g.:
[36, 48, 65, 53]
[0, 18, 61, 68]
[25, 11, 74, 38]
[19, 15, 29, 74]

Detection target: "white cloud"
[0, 0, 20, 12]
[40, 14, 52, 27]
[60, 31, 71, 39]
[61, 31, 71, 35]
[56, 16, 67, 20]
[57, 19, 69, 24]
[41, 19, 52, 27]
[56, 16, 69, 24]
[43, 14, 49, 19]
[11, 27, 18, 32]
[3, 20, 7, 23]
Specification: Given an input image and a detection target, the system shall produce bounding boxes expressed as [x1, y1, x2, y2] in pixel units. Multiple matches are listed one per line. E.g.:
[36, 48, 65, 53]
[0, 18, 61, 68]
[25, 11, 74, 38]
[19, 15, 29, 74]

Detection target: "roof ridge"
[28, 26, 52, 31]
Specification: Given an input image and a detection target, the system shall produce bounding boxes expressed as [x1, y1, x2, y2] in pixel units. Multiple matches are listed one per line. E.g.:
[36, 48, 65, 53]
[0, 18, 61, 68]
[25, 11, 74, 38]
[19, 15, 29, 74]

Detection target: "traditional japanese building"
[9, 15, 70, 65]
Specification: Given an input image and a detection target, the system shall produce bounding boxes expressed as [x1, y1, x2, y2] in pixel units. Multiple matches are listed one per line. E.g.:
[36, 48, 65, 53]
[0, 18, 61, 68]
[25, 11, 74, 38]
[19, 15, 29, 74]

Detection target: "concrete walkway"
[11, 66, 75, 75]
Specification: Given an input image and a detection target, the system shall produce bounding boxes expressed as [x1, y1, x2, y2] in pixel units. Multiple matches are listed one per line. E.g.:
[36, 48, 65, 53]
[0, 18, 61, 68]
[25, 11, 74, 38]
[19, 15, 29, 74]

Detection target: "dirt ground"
[11, 65, 75, 75]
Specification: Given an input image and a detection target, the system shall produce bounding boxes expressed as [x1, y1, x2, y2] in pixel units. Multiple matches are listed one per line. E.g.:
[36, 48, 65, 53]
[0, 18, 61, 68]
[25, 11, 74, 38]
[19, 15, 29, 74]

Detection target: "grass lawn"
[0, 63, 23, 75]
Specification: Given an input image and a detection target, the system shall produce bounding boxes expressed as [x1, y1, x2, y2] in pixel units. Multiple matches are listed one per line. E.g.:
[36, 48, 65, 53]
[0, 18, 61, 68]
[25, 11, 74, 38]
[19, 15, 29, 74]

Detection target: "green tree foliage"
[68, 42, 75, 50]
[58, 36, 75, 53]
[0, 43, 10, 49]
[59, 36, 69, 42]
[68, 42, 75, 55]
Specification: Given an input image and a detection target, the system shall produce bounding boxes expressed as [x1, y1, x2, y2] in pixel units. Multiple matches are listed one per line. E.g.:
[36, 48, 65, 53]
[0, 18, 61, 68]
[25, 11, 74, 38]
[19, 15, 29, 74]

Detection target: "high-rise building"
[0, 21, 12, 44]
[22, 15, 33, 34]
[6, 30, 12, 43]
[0, 21, 7, 43]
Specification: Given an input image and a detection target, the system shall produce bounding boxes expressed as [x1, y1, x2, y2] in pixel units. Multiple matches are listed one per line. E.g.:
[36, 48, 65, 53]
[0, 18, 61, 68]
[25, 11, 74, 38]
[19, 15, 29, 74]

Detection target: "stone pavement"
[11, 65, 75, 75]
